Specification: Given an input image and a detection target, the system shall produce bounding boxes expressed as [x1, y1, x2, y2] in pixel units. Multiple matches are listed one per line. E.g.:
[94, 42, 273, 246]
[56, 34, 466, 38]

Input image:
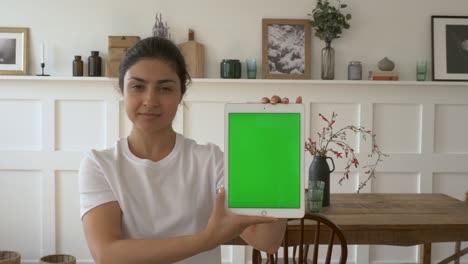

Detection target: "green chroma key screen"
[228, 113, 301, 208]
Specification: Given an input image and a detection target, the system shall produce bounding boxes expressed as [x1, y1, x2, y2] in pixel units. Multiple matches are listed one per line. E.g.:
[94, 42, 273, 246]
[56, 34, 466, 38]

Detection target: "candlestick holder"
[36, 63, 50, 76]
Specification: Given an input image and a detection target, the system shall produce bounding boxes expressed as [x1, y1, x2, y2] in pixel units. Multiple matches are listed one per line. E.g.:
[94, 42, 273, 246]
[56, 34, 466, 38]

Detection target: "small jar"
[348, 61, 362, 80]
[72, 56, 83, 76]
[220, 59, 241, 79]
[88, 51, 102, 77]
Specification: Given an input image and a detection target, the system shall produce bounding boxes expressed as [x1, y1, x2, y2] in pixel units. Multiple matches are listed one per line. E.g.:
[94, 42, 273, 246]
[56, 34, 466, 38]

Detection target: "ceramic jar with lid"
[348, 61, 362, 80]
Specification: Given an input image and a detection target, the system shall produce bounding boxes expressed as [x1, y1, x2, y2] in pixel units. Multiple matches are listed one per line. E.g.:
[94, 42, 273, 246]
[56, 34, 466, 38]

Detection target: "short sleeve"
[213, 145, 224, 190]
[78, 151, 117, 219]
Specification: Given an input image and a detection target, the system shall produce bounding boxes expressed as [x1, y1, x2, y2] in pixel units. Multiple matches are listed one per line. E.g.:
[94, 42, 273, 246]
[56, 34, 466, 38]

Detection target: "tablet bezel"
[224, 103, 305, 218]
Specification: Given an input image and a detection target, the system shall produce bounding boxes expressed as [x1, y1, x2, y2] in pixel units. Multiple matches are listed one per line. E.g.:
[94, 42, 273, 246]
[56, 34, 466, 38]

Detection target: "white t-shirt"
[78, 133, 224, 264]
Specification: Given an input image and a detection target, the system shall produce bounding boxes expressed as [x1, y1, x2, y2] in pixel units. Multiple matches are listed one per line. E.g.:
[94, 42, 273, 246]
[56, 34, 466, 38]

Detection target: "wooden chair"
[253, 213, 348, 264]
[438, 191, 468, 264]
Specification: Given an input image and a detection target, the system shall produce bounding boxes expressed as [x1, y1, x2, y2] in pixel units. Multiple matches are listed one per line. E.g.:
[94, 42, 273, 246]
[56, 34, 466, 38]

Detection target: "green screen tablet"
[224, 103, 305, 218]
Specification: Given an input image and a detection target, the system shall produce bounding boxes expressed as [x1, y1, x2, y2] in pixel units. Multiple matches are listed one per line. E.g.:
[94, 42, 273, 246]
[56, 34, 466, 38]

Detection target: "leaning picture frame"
[0, 27, 29, 75]
[262, 19, 311, 79]
[432, 16, 468, 81]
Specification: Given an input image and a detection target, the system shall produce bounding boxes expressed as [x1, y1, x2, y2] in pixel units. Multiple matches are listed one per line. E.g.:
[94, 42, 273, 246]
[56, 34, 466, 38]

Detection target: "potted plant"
[305, 112, 387, 206]
[308, 0, 351, 80]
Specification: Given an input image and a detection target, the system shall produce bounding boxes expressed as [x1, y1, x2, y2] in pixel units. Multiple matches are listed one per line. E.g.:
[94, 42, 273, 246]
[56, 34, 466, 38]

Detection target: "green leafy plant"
[308, 0, 352, 43]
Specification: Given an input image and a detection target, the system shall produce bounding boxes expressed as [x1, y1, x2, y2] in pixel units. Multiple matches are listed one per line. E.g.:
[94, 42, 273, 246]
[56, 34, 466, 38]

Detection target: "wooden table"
[228, 193, 468, 264]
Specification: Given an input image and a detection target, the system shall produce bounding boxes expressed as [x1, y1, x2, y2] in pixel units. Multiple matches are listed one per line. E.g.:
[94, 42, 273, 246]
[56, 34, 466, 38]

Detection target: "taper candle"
[40, 42, 44, 64]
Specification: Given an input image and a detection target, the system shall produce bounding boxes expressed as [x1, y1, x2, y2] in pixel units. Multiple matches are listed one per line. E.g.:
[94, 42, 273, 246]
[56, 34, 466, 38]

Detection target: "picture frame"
[432, 16, 468, 81]
[262, 19, 311, 79]
[0, 27, 29, 75]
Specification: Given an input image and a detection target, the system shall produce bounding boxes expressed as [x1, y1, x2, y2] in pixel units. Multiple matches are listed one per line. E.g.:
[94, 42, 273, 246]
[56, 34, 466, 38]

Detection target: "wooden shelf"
[0, 75, 113, 81]
[190, 78, 468, 86]
[1, 75, 468, 87]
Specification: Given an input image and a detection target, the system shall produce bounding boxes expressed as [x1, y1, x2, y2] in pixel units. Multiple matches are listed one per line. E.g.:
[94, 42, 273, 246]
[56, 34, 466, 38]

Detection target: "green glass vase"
[321, 41, 335, 80]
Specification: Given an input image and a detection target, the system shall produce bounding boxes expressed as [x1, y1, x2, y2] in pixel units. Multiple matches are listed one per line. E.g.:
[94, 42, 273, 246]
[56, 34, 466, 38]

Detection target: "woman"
[79, 36, 301, 264]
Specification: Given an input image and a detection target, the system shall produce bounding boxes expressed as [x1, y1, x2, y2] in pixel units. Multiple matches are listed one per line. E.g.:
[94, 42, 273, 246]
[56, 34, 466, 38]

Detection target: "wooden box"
[106, 36, 140, 77]
[108, 48, 128, 62]
[108, 36, 140, 48]
[106, 60, 120, 77]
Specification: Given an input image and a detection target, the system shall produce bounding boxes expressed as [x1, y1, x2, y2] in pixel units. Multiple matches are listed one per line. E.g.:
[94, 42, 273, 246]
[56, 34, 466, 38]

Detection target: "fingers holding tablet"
[260, 96, 302, 104]
[215, 187, 276, 223]
[203, 186, 278, 249]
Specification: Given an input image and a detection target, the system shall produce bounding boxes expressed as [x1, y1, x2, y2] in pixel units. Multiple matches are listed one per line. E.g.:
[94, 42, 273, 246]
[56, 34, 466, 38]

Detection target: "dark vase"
[321, 41, 335, 80]
[72, 55, 83, 76]
[308, 155, 335, 206]
[88, 51, 102, 77]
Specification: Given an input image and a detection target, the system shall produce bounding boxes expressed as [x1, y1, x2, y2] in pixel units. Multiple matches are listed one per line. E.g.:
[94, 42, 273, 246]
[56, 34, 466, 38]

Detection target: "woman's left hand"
[261, 95, 302, 104]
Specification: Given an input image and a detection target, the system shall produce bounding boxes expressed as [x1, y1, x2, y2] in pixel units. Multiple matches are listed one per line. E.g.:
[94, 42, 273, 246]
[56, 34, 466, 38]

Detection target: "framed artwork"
[432, 16, 468, 81]
[262, 19, 311, 79]
[0, 27, 29, 75]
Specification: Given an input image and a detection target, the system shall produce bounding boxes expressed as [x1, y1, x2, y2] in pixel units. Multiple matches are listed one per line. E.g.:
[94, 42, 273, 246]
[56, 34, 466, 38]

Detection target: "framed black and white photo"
[432, 16, 468, 81]
[262, 19, 311, 79]
[0, 27, 28, 75]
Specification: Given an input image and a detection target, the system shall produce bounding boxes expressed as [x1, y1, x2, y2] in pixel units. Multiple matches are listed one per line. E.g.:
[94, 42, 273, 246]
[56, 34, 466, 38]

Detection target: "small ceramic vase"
[378, 57, 395, 71]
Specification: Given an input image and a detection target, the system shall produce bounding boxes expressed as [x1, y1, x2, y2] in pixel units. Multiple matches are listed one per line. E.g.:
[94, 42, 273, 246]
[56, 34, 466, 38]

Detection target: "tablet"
[224, 103, 305, 218]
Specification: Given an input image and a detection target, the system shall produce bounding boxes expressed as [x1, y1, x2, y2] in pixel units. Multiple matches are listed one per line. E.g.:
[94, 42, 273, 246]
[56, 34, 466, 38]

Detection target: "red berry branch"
[305, 112, 388, 193]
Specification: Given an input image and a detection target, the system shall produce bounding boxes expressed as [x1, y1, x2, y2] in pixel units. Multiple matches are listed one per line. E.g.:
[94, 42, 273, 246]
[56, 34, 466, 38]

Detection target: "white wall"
[2, 0, 468, 80]
[1, 77, 468, 264]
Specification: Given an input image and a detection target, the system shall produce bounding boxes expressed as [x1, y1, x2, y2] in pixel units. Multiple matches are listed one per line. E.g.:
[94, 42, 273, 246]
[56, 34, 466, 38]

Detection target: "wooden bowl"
[40, 254, 76, 264]
[0, 251, 21, 264]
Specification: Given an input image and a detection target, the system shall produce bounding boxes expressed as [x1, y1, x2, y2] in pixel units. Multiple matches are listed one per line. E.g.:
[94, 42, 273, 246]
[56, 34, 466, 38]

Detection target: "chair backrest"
[296, 213, 347, 264]
[439, 190, 468, 264]
[252, 213, 348, 264]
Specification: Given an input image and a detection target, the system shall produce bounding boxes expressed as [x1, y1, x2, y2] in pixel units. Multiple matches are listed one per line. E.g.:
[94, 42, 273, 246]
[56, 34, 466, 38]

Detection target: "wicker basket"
[40, 254, 76, 264]
[0, 251, 21, 264]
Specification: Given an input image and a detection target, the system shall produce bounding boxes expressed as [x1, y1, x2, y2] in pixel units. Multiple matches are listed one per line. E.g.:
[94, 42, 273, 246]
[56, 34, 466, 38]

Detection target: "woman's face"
[123, 58, 182, 135]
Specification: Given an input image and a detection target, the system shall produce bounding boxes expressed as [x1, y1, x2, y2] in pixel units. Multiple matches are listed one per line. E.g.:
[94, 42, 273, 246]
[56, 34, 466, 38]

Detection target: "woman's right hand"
[201, 187, 277, 250]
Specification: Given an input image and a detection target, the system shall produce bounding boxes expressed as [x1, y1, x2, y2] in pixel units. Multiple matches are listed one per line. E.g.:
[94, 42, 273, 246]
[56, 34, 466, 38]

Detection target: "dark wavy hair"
[118, 37, 191, 97]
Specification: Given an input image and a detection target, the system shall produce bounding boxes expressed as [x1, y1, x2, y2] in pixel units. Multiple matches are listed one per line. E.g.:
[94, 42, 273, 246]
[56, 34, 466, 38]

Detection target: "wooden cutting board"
[178, 29, 204, 78]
